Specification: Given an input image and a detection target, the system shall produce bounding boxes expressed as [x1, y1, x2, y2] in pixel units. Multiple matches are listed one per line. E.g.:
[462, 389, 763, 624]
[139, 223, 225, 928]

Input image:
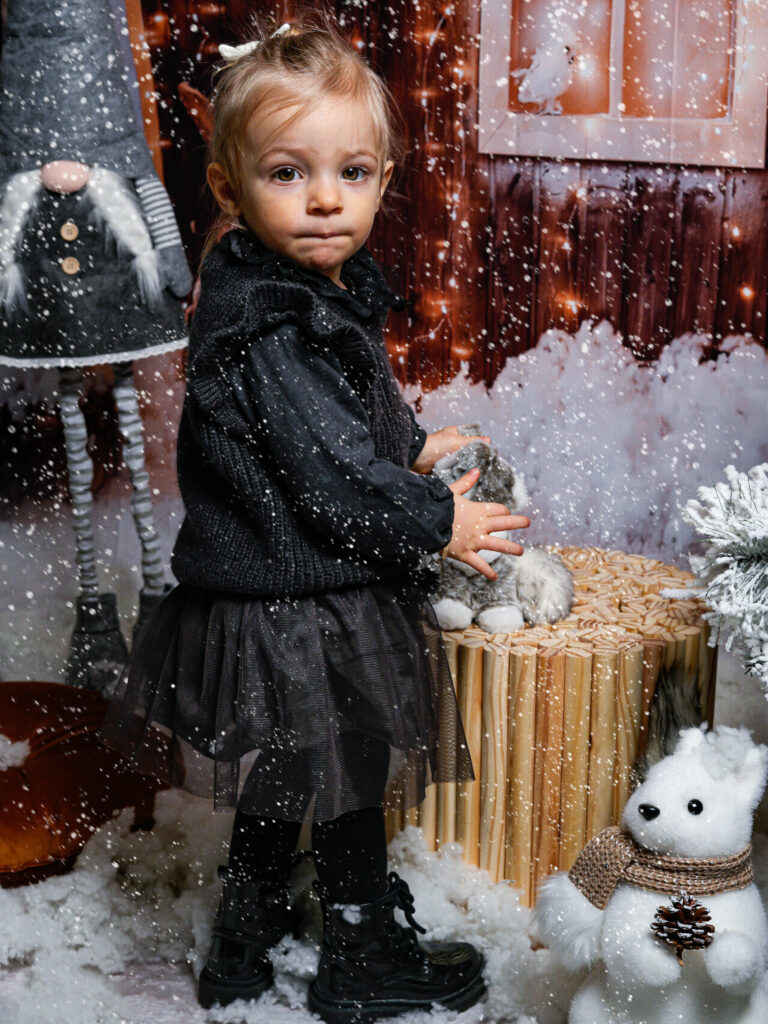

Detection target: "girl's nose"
[307, 176, 342, 213]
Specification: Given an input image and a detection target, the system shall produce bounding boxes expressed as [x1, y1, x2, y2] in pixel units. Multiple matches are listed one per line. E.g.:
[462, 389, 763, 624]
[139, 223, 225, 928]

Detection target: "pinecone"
[651, 891, 715, 965]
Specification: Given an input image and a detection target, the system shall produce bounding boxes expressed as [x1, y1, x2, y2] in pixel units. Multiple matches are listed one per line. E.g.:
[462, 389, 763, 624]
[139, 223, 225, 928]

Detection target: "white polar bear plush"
[533, 725, 768, 1024]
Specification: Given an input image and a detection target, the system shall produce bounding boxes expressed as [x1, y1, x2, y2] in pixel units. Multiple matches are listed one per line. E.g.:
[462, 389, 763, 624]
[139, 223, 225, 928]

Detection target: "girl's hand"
[411, 425, 491, 475]
[443, 468, 530, 581]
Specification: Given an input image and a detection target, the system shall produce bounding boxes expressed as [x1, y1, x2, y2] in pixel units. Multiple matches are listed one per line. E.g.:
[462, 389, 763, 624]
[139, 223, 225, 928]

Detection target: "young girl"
[97, 16, 529, 1022]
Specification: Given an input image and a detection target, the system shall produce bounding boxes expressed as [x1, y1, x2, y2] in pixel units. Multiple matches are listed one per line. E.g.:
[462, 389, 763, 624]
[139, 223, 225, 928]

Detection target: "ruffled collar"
[222, 226, 405, 322]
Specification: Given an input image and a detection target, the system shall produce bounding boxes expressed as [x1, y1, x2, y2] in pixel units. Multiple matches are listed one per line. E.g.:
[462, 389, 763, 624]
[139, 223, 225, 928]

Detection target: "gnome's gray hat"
[0, 0, 156, 181]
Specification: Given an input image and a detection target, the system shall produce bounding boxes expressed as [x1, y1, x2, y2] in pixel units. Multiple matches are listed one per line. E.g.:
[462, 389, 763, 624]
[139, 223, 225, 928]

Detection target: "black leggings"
[228, 732, 390, 903]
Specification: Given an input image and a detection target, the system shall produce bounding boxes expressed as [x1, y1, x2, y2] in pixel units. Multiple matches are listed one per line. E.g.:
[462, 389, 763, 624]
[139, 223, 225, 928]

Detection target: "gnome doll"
[0, 0, 192, 690]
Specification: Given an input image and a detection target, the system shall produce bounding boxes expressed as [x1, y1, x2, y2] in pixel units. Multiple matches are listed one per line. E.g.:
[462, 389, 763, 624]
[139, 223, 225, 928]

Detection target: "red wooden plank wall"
[140, 2, 768, 391]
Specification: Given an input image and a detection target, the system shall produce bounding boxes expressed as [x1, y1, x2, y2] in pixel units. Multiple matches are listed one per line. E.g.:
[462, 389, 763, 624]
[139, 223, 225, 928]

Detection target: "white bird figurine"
[510, 37, 577, 115]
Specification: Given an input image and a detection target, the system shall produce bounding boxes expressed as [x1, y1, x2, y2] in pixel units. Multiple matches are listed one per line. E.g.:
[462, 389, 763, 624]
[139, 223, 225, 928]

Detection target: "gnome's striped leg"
[60, 367, 128, 691]
[112, 362, 170, 639]
[111, 362, 166, 595]
[59, 367, 99, 596]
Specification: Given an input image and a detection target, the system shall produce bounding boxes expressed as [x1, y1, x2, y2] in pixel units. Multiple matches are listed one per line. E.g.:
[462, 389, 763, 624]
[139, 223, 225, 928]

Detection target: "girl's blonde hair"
[201, 11, 407, 265]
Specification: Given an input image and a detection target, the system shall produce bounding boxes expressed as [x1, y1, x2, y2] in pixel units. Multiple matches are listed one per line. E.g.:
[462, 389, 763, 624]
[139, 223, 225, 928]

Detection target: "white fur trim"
[132, 250, 162, 307]
[532, 871, 604, 971]
[0, 262, 27, 313]
[0, 170, 42, 312]
[87, 167, 162, 306]
[0, 335, 188, 368]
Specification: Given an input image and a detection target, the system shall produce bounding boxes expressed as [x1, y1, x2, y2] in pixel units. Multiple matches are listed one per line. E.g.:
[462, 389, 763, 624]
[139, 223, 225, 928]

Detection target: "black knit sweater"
[170, 227, 455, 597]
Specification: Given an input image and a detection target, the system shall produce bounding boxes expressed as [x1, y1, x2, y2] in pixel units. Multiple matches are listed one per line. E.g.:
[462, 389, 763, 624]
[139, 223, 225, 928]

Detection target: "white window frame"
[478, 0, 768, 168]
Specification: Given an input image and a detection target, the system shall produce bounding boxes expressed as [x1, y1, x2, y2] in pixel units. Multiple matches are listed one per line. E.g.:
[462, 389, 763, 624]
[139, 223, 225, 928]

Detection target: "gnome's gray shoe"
[133, 583, 173, 642]
[65, 592, 128, 692]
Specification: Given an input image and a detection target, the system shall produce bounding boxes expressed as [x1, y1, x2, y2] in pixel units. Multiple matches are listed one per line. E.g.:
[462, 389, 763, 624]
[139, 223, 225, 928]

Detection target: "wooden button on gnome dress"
[0, 0, 192, 691]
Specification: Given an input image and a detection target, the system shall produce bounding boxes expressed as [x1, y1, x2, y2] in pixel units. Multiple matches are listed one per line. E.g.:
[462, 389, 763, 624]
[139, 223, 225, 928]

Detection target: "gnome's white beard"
[0, 166, 161, 313]
[0, 170, 39, 313]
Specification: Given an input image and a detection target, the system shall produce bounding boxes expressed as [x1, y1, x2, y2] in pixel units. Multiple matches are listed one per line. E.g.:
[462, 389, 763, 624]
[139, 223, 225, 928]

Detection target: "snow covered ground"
[2, 320, 768, 1022]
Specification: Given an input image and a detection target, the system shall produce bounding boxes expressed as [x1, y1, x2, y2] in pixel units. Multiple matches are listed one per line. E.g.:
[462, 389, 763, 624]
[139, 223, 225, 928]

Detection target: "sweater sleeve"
[227, 323, 455, 564]
[402, 400, 428, 468]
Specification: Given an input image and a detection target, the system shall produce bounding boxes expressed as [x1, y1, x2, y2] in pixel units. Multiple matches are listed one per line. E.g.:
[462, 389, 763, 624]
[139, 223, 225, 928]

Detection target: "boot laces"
[381, 872, 428, 962]
[388, 873, 427, 935]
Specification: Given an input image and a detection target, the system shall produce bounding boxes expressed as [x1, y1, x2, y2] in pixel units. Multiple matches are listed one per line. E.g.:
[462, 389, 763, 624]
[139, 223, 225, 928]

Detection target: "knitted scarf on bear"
[568, 825, 753, 910]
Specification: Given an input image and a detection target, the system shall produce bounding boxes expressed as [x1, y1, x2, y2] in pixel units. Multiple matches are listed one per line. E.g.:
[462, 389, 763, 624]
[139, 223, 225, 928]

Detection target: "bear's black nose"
[638, 803, 660, 820]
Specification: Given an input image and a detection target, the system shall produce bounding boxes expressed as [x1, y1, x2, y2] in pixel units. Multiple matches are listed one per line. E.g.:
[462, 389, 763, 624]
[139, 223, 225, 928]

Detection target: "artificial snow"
[0, 791, 766, 1024]
[405, 319, 768, 563]
[0, 734, 29, 770]
[2, 321, 768, 1020]
[0, 792, 573, 1024]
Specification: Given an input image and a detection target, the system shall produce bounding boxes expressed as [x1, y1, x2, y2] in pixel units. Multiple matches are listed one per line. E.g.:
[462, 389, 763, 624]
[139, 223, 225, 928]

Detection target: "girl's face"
[208, 94, 394, 287]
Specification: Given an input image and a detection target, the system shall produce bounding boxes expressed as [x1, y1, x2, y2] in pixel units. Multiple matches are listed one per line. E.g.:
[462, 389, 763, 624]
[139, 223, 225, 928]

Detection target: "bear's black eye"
[687, 799, 703, 815]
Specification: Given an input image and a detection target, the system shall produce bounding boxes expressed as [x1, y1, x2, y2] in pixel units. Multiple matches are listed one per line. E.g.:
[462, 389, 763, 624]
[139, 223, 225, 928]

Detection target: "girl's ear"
[378, 160, 394, 203]
[207, 162, 241, 217]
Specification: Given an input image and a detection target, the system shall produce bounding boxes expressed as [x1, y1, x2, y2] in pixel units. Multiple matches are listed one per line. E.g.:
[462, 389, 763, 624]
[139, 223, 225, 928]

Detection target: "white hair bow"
[219, 23, 292, 64]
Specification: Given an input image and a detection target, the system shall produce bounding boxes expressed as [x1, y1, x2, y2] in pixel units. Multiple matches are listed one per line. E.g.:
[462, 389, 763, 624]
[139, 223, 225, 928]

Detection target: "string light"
[419, 291, 451, 318]
[740, 285, 754, 300]
[145, 12, 170, 49]
[385, 340, 409, 362]
[557, 292, 580, 315]
[348, 28, 365, 52]
[413, 27, 445, 45]
[451, 341, 474, 361]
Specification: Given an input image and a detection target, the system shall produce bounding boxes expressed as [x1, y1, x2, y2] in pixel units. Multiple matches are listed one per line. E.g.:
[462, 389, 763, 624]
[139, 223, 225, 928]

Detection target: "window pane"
[622, 0, 734, 118]
[508, 0, 613, 115]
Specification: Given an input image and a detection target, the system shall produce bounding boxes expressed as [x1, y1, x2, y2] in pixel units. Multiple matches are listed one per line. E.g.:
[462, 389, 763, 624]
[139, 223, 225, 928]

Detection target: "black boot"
[64, 592, 128, 692]
[197, 862, 304, 1009]
[308, 871, 486, 1024]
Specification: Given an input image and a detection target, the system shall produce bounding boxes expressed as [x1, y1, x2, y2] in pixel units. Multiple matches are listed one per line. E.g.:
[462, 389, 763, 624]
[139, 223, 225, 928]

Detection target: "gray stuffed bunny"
[427, 424, 574, 632]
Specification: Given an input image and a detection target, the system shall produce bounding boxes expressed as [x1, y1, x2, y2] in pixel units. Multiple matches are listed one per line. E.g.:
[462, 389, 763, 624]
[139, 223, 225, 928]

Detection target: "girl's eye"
[341, 166, 367, 181]
[273, 168, 298, 183]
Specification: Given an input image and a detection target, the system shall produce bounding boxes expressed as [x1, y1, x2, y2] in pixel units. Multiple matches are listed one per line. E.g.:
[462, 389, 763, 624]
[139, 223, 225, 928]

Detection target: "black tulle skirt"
[96, 564, 473, 822]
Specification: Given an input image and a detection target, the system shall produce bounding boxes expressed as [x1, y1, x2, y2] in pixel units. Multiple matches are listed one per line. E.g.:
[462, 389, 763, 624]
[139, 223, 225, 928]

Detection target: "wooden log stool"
[383, 546, 717, 907]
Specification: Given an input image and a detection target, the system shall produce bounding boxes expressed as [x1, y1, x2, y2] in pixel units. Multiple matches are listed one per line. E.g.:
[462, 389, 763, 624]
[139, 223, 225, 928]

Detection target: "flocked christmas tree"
[669, 463, 768, 698]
